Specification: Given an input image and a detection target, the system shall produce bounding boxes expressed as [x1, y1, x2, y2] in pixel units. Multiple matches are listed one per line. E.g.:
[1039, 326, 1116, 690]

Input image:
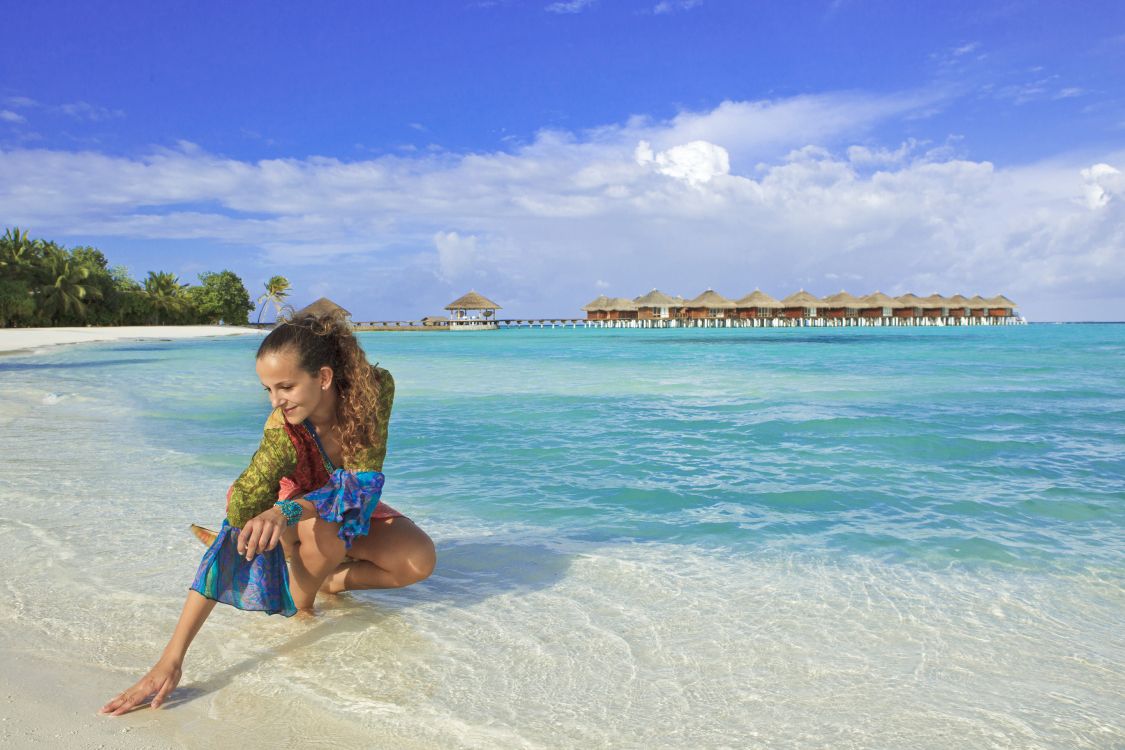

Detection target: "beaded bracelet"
[276, 499, 303, 527]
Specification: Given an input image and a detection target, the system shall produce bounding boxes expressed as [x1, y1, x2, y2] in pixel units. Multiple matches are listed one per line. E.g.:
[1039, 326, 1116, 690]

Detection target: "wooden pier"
[340, 315, 1026, 331]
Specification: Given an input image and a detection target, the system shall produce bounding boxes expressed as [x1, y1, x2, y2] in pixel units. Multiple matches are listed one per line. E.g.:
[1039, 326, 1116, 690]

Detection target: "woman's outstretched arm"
[99, 591, 217, 716]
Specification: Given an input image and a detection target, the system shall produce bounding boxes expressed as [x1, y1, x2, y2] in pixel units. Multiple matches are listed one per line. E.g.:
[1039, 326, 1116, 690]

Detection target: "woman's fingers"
[266, 524, 283, 552]
[102, 682, 151, 716]
[239, 522, 263, 558]
[101, 663, 182, 716]
[150, 670, 180, 709]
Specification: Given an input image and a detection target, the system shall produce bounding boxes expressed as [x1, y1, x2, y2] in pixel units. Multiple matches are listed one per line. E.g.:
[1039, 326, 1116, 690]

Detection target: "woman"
[100, 312, 436, 716]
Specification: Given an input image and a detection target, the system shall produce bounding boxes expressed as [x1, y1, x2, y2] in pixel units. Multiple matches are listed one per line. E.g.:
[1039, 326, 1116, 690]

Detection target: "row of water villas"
[581, 290, 1024, 328]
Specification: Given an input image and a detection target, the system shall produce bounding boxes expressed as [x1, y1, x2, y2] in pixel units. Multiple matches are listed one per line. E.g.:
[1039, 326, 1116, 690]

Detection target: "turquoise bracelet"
[276, 499, 303, 526]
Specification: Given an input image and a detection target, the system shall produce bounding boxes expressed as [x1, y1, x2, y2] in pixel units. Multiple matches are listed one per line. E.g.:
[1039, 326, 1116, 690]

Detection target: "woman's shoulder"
[372, 364, 394, 385]
[263, 406, 288, 431]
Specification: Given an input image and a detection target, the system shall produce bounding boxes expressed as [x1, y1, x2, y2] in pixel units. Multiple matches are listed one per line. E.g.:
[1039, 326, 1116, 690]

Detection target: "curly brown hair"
[256, 310, 381, 466]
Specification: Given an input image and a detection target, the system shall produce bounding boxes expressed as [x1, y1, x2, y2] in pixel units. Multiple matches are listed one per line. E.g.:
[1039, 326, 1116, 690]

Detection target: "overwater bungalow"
[894, 293, 928, 319]
[856, 291, 900, 318]
[920, 293, 948, 318]
[820, 290, 863, 319]
[581, 295, 611, 321]
[683, 289, 737, 321]
[603, 297, 638, 320]
[968, 295, 992, 318]
[633, 289, 680, 320]
[779, 290, 824, 319]
[579, 288, 1022, 328]
[986, 295, 1017, 318]
[734, 289, 783, 321]
[445, 290, 502, 330]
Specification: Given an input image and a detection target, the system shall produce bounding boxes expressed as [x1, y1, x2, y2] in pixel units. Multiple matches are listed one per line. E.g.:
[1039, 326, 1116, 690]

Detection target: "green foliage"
[189, 270, 253, 325]
[0, 227, 283, 328]
[143, 271, 189, 325]
[37, 247, 103, 324]
[0, 279, 35, 326]
[256, 275, 291, 323]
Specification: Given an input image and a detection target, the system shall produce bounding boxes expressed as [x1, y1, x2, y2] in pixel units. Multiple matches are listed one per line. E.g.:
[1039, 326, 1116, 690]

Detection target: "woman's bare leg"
[283, 517, 348, 612]
[319, 517, 435, 594]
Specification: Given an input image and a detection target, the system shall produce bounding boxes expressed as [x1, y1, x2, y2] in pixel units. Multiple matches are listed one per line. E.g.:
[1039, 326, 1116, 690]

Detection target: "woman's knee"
[403, 536, 436, 584]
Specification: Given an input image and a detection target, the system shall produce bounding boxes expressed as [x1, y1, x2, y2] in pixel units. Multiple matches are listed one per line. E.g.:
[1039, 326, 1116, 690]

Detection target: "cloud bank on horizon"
[3, 88, 1122, 321]
[1, 3, 1123, 322]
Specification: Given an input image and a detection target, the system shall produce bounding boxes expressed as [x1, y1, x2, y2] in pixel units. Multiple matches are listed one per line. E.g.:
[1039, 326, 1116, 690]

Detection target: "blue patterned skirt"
[189, 470, 385, 617]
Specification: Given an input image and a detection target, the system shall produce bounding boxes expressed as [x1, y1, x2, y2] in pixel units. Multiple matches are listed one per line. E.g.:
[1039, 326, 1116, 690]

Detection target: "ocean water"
[0, 324, 1122, 748]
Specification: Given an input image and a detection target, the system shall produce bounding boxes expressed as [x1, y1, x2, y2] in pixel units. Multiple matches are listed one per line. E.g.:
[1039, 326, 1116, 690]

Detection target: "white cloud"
[57, 101, 125, 121]
[545, 0, 595, 13]
[635, 139, 729, 184]
[1080, 163, 1123, 209]
[1, 91, 1122, 320]
[653, 0, 702, 14]
[0, 110, 26, 124]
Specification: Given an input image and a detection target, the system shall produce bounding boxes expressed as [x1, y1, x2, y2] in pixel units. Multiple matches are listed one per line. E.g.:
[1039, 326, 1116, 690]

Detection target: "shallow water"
[1, 325, 1122, 748]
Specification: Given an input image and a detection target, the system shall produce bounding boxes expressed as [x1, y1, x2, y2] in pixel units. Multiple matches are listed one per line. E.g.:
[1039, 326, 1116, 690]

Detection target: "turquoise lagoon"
[0, 324, 1122, 747]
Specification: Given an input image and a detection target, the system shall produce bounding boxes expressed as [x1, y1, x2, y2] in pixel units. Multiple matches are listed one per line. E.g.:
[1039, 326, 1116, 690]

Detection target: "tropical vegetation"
[0, 227, 273, 328]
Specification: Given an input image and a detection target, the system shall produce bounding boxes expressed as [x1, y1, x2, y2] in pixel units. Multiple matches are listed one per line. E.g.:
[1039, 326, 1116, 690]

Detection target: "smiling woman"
[100, 310, 436, 716]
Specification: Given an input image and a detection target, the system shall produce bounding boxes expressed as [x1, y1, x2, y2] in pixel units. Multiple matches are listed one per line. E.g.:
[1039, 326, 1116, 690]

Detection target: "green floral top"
[225, 366, 395, 528]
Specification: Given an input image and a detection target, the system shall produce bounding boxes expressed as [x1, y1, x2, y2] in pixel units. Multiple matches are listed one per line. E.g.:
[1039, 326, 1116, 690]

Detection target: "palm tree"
[144, 271, 187, 325]
[1, 227, 39, 274]
[256, 275, 291, 323]
[38, 248, 99, 323]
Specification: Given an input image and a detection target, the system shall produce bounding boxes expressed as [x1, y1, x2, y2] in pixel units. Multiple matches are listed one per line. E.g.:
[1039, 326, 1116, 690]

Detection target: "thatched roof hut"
[685, 289, 736, 309]
[895, 293, 929, 307]
[581, 295, 611, 312]
[986, 295, 1017, 309]
[633, 289, 679, 307]
[780, 290, 824, 308]
[822, 290, 863, 308]
[735, 289, 782, 308]
[859, 291, 900, 308]
[293, 297, 351, 319]
[445, 290, 502, 310]
[922, 293, 947, 306]
[968, 295, 991, 309]
[603, 297, 638, 311]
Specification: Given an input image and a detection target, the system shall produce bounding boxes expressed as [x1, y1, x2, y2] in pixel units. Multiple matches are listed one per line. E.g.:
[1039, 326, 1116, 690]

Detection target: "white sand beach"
[0, 326, 263, 354]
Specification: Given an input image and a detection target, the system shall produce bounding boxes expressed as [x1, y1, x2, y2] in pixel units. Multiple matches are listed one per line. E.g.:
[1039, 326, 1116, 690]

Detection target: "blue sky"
[2, 0, 1124, 320]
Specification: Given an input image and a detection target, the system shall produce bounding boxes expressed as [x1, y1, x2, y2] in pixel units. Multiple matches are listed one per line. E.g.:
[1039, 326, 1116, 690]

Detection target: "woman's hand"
[99, 657, 182, 715]
[237, 505, 286, 560]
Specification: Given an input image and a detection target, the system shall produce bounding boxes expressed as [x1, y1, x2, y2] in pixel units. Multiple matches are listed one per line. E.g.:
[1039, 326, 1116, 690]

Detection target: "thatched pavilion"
[633, 289, 680, 320]
[921, 293, 948, 318]
[734, 289, 783, 319]
[445, 290, 502, 330]
[945, 294, 973, 318]
[684, 289, 736, 320]
[820, 290, 863, 319]
[890, 293, 927, 319]
[779, 290, 824, 319]
[603, 297, 638, 320]
[577, 288, 1023, 328]
[986, 295, 1017, 317]
[581, 295, 611, 321]
[292, 297, 351, 320]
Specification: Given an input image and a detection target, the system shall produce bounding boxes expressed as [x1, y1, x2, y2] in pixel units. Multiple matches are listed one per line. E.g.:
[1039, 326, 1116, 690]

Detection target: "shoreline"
[0, 325, 263, 355]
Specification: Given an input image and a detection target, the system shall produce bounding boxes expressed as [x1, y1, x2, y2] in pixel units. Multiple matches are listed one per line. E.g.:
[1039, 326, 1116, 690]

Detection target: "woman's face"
[256, 348, 332, 424]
